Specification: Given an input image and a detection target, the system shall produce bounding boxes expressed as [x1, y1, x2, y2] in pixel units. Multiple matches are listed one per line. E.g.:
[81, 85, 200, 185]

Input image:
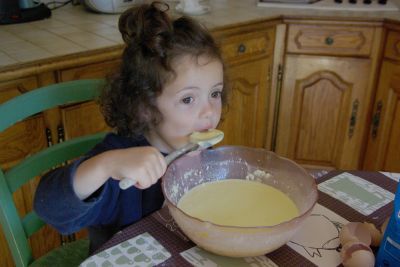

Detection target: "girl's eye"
[181, 96, 194, 104]
[211, 91, 222, 98]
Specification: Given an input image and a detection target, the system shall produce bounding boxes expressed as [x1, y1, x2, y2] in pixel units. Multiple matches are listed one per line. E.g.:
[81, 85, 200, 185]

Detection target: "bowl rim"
[161, 146, 319, 230]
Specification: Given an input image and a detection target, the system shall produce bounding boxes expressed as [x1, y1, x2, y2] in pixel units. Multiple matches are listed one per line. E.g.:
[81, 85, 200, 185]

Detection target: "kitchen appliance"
[0, 0, 51, 25]
[82, 0, 143, 14]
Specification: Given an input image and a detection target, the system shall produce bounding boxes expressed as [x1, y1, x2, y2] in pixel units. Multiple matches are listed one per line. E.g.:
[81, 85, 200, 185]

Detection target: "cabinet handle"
[237, 43, 246, 53]
[348, 99, 359, 138]
[371, 100, 383, 139]
[57, 125, 68, 167]
[45, 128, 53, 147]
[57, 125, 65, 143]
[325, 36, 334, 45]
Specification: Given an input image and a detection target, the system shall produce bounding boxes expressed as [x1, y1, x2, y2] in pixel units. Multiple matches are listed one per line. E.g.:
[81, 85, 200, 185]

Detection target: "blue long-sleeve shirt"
[33, 133, 164, 252]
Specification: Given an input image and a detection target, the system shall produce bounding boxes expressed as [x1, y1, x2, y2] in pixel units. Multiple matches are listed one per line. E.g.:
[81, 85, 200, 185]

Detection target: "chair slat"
[22, 211, 45, 238]
[0, 171, 32, 266]
[5, 132, 107, 193]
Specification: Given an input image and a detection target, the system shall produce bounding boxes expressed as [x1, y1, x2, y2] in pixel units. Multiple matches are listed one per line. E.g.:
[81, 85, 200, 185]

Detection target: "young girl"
[34, 1, 226, 253]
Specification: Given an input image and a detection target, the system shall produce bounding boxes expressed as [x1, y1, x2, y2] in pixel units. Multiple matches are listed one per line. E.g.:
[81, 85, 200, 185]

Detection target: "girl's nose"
[200, 100, 214, 118]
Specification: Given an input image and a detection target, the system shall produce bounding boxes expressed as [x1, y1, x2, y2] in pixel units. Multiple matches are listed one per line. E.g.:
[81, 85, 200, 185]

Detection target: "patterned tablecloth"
[92, 170, 398, 267]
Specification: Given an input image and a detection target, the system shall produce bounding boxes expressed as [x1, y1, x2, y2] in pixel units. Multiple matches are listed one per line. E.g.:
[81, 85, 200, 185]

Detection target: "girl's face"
[147, 55, 224, 153]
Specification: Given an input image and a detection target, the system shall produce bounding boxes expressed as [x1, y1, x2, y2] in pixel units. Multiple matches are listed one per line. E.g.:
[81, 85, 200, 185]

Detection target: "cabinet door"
[218, 58, 271, 148]
[276, 55, 372, 169]
[364, 61, 400, 171]
[0, 77, 42, 168]
[58, 60, 120, 139]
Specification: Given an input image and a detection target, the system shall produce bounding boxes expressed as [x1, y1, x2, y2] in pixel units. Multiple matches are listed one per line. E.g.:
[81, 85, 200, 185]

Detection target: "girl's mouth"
[196, 126, 215, 133]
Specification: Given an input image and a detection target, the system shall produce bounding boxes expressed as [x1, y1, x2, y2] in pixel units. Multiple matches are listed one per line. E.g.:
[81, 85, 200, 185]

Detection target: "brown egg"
[341, 241, 375, 267]
[363, 222, 382, 246]
[340, 222, 371, 246]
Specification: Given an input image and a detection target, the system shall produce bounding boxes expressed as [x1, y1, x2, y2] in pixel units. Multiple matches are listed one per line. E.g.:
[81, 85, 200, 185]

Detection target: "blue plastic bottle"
[375, 183, 400, 267]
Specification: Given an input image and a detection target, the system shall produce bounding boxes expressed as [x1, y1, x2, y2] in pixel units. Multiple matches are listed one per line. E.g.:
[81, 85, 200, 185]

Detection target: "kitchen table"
[86, 170, 398, 266]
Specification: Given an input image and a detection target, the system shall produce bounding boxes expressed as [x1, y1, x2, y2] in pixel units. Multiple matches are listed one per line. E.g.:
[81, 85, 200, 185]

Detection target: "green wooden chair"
[0, 79, 107, 267]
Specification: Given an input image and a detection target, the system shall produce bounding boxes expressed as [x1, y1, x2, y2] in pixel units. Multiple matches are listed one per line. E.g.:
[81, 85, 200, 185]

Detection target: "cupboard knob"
[325, 37, 334, 45]
[238, 44, 246, 53]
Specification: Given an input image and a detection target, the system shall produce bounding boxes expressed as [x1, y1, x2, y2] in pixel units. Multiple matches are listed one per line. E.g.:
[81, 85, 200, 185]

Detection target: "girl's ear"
[138, 103, 161, 126]
[138, 104, 152, 122]
[141, 108, 152, 122]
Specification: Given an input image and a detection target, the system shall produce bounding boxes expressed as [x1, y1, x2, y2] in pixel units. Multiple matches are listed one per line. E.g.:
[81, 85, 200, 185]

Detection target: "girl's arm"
[73, 146, 167, 199]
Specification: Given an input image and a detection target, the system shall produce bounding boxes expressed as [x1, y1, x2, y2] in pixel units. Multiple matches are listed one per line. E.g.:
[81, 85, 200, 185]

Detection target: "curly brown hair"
[100, 1, 227, 138]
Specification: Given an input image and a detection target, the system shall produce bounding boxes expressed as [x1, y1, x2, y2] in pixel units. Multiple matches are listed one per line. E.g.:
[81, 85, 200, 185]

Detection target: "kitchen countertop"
[1, 0, 400, 70]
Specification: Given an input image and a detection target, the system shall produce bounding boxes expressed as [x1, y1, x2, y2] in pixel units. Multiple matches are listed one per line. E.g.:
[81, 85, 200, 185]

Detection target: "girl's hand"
[107, 146, 167, 189]
[73, 146, 166, 199]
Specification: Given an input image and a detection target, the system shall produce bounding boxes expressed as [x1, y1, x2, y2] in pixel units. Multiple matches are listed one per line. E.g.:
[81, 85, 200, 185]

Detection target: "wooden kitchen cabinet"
[219, 58, 272, 147]
[364, 59, 400, 171]
[214, 23, 276, 148]
[275, 21, 382, 169]
[276, 55, 372, 169]
[58, 60, 120, 139]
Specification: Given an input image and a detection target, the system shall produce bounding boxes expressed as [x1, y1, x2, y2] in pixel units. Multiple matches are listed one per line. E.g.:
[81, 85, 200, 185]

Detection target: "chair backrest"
[0, 79, 107, 267]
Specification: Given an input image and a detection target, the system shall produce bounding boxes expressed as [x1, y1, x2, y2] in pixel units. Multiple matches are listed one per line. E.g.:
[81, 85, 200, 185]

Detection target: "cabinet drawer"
[0, 76, 38, 104]
[219, 29, 274, 63]
[59, 60, 120, 81]
[287, 24, 374, 56]
[384, 30, 400, 61]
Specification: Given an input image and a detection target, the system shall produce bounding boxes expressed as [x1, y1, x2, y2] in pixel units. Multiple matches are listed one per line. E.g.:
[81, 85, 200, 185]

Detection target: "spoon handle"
[164, 143, 198, 165]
